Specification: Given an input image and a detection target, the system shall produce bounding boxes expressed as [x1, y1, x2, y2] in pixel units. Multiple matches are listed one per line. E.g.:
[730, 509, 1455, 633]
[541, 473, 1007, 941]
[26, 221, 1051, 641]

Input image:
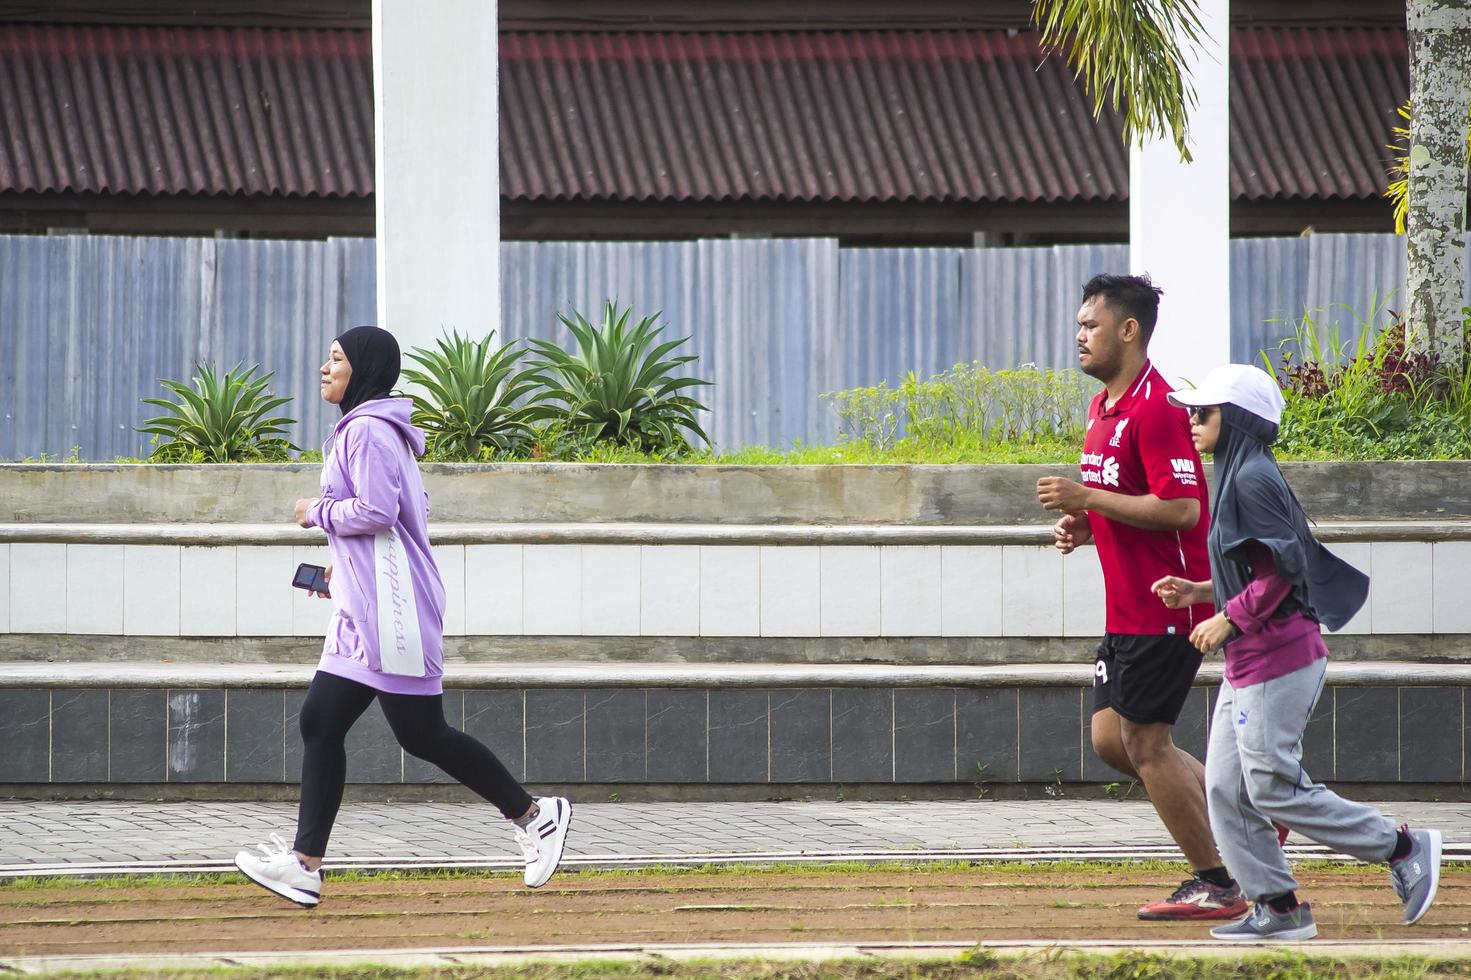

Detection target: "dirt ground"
[1, 866, 1467, 958]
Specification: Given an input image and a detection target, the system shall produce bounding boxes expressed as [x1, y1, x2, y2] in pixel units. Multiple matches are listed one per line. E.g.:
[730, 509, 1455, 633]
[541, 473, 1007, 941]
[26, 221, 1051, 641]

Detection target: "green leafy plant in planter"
[523, 302, 713, 453]
[1263, 302, 1471, 460]
[823, 361, 1093, 453]
[137, 363, 296, 462]
[401, 330, 541, 460]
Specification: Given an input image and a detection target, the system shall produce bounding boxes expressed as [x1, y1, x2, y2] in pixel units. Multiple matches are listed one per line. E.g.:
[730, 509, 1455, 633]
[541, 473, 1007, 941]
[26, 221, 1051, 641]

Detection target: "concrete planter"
[3, 461, 1469, 797]
[3, 460, 1469, 525]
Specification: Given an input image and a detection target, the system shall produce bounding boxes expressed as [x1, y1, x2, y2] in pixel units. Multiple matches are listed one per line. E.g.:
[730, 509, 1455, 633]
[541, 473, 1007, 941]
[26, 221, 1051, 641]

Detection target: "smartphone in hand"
[292, 562, 331, 597]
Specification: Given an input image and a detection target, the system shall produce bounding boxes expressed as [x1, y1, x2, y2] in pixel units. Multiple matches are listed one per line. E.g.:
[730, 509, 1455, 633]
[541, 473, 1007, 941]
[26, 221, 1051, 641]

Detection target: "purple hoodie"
[306, 398, 445, 696]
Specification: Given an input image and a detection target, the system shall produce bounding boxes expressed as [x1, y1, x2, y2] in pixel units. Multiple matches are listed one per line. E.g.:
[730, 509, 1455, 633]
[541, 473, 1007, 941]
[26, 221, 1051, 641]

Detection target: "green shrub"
[523, 302, 712, 453]
[1263, 304, 1471, 460]
[138, 363, 295, 463]
[401, 330, 540, 460]
[823, 362, 1094, 452]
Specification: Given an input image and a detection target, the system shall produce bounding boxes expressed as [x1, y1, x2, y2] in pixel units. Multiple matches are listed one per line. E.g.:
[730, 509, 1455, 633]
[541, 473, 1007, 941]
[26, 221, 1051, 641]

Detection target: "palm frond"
[1032, 0, 1208, 163]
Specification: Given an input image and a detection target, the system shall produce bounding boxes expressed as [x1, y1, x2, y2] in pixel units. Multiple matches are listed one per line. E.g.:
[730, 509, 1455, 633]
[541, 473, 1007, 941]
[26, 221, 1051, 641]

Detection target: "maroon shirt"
[1081, 361, 1213, 635]
[1223, 542, 1329, 687]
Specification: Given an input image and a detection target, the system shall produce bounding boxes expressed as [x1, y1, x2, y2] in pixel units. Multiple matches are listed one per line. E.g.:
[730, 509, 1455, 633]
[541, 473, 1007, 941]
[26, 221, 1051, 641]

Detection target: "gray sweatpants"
[1205, 657, 1397, 900]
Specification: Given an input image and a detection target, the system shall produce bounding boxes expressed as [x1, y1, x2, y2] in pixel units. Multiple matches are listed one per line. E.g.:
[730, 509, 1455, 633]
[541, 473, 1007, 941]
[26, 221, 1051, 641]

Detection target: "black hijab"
[335, 325, 400, 416]
[1209, 403, 1367, 631]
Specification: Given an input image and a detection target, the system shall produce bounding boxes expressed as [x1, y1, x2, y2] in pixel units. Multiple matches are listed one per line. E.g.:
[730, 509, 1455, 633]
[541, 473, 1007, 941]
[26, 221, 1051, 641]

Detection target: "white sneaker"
[512, 796, 572, 888]
[234, 833, 322, 907]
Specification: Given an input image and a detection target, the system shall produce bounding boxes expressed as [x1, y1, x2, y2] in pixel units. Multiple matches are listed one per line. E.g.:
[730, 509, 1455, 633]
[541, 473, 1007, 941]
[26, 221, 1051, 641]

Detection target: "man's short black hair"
[1081, 274, 1163, 341]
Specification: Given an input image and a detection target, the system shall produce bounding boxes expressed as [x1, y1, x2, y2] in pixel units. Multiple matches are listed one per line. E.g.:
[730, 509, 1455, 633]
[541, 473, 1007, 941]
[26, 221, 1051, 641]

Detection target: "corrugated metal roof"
[499, 30, 1127, 204]
[0, 24, 373, 197]
[0, 24, 1409, 204]
[1231, 27, 1407, 200]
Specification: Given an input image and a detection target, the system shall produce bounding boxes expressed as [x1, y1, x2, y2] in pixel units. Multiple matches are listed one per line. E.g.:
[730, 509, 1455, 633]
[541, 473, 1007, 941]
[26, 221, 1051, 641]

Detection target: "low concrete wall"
[3, 461, 1469, 525]
[4, 461, 1467, 797]
[0, 663, 1463, 792]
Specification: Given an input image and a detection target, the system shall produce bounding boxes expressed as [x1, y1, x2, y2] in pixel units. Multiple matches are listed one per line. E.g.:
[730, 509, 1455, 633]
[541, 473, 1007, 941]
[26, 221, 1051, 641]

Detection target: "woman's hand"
[1189, 612, 1234, 653]
[312, 564, 333, 599]
[1151, 576, 1208, 609]
[294, 498, 318, 529]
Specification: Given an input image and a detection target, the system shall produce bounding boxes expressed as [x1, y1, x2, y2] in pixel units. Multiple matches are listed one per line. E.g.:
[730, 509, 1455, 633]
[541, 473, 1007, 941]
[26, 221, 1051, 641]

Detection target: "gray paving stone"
[3, 798, 1467, 871]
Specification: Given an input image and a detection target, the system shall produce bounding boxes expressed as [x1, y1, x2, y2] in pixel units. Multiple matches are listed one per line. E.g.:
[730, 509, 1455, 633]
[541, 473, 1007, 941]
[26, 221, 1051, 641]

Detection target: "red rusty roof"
[1230, 26, 1408, 200]
[0, 24, 1408, 204]
[0, 25, 374, 197]
[498, 30, 1127, 204]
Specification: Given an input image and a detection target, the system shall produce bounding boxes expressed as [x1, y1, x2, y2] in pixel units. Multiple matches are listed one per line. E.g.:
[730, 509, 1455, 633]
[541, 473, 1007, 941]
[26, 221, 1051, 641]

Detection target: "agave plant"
[401, 330, 540, 459]
[523, 302, 712, 452]
[138, 363, 296, 462]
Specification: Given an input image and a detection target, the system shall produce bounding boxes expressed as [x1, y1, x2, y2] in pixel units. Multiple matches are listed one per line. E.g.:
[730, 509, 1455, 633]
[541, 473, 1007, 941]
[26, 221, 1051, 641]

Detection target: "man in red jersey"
[1037, 274, 1245, 921]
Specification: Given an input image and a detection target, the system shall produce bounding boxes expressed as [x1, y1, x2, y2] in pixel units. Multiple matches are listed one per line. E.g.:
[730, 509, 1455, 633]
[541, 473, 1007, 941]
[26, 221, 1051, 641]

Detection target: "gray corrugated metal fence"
[0, 232, 1447, 459]
[0, 235, 374, 462]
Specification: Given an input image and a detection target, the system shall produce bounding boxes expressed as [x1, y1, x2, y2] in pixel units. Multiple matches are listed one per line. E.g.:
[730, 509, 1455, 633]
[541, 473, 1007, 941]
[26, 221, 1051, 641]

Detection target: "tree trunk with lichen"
[1406, 0, 1471, 356]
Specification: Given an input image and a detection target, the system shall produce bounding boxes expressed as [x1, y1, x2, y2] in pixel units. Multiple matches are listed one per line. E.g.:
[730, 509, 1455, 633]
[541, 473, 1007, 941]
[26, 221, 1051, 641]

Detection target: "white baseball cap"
[1166, 363, 1285, 425]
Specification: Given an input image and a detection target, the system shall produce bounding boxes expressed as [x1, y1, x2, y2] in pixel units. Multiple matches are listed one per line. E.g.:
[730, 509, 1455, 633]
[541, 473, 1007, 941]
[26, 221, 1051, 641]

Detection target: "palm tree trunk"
[1406, 0, 1471, 355]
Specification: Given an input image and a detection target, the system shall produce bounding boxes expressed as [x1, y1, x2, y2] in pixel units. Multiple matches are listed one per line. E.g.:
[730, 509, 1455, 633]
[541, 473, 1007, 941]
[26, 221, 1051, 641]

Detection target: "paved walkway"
[4, 799, 1469, 875]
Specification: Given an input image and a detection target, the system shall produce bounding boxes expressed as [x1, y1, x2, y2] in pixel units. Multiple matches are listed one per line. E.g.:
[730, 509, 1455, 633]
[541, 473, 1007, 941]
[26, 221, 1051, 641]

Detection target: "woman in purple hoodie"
[235, 326, 572, 907]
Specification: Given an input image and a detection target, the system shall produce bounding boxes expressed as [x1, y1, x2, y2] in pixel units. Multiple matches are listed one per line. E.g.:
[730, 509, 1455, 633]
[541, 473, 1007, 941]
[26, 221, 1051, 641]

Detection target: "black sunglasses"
[1188, 406, 1218, 422]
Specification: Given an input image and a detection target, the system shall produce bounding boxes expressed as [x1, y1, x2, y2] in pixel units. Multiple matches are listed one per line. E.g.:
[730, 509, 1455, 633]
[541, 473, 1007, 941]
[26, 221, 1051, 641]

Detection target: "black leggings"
[294, 671, 534, 856]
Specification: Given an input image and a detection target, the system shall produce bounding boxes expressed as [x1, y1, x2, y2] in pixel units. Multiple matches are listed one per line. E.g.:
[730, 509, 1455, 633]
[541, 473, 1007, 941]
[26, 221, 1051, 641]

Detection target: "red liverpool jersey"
[1079, 361, 1214, 634]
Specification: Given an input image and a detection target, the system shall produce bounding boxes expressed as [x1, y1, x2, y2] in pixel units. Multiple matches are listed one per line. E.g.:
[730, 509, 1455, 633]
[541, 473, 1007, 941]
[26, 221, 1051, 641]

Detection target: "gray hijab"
[1208, 404, 1367, 631]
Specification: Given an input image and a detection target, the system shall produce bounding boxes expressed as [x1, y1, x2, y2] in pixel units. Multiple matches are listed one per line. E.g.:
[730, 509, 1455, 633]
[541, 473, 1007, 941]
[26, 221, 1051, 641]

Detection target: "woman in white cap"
[1151, 363, 1442, 941]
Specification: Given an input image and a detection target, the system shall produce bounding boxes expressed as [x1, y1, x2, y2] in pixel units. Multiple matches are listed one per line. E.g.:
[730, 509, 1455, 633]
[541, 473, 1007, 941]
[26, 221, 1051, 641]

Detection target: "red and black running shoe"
[1137, 877, 1249, 920]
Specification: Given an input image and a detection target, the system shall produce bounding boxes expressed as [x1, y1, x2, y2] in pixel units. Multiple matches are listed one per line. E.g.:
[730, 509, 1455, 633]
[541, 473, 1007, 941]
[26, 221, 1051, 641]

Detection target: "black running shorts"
[1091, 632, 1203, 726]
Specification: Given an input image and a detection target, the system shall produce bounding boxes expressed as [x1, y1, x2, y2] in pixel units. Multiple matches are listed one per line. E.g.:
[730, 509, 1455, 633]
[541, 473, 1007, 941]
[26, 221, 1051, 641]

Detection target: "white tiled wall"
[523, 545, 582, 635]
[0, 544, 9, 633]
[1369, 541, 1432, 635]
[940, 546, 1003, 637]
[1432, 541, 1471, 634]
[438, 545, 467, 637]
[2, 539, 1461, 639]
[122, 545, 181, 636]
[11, 542, 67, 633]
[236, 546, 296, 636]
[880, 546, 942, 637]
[465, 544, 523, 635]
[760, 546, 820, 637]
[700, 546, 760, 637]
[67, 543, 124, 635]
[641, 545, 700, 636]
[1060, 551, 1108, 638]
[181, 546, 237, 637]
[1000, 546, 1065, 637]
[820, 545, 880, 637]
[582, 545, 641, 636]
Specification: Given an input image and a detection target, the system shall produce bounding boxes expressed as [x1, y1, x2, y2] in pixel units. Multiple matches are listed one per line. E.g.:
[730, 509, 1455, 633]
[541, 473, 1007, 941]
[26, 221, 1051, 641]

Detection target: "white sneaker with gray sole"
[234, 833, 322, 908]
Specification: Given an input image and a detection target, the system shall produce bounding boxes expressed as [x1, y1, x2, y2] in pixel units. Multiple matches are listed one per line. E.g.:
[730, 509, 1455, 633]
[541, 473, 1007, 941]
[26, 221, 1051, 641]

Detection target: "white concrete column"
[373, 0, 499, 356]
[1129, 0, 1230, 387]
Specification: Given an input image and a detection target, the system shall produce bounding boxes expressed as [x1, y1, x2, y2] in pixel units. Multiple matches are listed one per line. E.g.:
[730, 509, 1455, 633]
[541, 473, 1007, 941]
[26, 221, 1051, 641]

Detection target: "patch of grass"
[569, 434, 1084, 465]
[24, 952, 1471, 980]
